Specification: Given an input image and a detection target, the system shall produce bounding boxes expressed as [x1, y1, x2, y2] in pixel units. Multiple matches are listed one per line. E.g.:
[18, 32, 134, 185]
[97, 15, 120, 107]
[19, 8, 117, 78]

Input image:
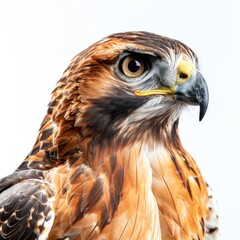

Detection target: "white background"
[0, 0, 239, 239]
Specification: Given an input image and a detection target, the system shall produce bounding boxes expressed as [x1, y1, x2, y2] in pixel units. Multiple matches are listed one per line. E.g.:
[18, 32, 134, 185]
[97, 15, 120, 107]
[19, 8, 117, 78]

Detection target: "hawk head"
[48, 31, 208, 143]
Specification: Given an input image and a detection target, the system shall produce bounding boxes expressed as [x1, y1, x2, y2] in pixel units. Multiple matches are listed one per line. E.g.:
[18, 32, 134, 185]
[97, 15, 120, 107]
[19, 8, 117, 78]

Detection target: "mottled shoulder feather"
[205, 183, 220, 239]
[0, 174, 54, 240]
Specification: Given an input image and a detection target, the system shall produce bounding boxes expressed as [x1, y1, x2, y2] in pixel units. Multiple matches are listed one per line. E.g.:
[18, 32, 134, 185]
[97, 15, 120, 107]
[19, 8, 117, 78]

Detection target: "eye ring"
[120, 55, 146, 78]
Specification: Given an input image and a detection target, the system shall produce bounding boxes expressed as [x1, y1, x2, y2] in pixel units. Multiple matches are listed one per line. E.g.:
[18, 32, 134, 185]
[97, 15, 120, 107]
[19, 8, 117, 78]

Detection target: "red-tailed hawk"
[0, 32, 219, 239]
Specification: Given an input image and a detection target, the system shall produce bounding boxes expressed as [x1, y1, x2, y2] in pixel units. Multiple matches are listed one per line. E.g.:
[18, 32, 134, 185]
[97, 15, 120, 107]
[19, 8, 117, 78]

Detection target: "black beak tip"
[199, 104, 207, 121]
[197, 72, 209, 121]
[199, 95, 209, 121]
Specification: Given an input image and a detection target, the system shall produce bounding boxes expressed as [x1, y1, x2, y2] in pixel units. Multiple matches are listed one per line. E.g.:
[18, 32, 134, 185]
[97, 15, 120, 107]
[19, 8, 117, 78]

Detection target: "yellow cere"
[176, 60, 196, 85]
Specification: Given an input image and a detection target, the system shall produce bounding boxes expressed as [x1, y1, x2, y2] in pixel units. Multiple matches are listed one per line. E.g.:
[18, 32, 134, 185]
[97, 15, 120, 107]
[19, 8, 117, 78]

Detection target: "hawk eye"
[120, 55, 146, 78]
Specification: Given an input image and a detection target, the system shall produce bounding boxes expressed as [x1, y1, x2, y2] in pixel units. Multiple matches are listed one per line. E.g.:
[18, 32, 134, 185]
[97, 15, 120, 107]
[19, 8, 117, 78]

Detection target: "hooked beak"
[174, 71, 209, 121]
[133, 65, 209, 121]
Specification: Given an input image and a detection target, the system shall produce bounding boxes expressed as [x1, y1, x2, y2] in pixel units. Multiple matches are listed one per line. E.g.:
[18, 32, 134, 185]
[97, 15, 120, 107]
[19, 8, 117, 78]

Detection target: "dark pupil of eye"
[128, 59, 141, 72]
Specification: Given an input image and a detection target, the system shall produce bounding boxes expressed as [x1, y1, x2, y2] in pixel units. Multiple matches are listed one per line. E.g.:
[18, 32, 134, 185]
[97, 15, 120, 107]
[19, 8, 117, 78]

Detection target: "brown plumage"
[0, 32, 219, 239]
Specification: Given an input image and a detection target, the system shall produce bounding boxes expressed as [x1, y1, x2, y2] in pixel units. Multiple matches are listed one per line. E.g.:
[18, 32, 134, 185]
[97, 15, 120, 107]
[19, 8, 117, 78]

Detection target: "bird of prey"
[0, 32, 219, 240]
